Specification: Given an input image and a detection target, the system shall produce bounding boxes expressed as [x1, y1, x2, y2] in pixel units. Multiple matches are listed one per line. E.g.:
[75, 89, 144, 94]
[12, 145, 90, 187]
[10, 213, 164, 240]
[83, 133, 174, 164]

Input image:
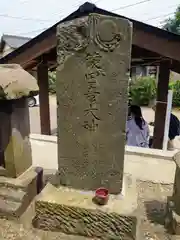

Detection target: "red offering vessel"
[94, 188, 109, 205]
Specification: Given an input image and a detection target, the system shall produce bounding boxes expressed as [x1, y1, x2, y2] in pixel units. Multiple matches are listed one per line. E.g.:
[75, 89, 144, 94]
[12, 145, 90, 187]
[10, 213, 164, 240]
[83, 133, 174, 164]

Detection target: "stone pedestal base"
[165, 152, 180, 235]
[0, 167, 37, 221]
[33, 174, 138, 239]
[165, 198, 180, 235]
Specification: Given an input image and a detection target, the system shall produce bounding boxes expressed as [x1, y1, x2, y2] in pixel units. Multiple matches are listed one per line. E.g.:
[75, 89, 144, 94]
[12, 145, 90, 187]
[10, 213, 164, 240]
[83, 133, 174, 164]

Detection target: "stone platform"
[0, 167, 37, 221]
[33, 174, 138, 239]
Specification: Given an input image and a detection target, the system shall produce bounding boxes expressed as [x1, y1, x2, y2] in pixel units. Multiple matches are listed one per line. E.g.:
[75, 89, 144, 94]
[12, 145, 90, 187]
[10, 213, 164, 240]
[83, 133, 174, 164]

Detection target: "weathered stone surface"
[0, 64, 39, 100]
[172, 152, 180, 214]
[165, 198, 180, 235]
[0, 167, 7, 176]
[56, 14, 132, 194]
[0, 64, 37, 222]
[0, 98, 32, 177]
[165, 152, 180, 235]
[33, 175, 137, 239]
[0, 186, 26, 202]
[0, 167, 37, 220]
[0, 199, 21, 218]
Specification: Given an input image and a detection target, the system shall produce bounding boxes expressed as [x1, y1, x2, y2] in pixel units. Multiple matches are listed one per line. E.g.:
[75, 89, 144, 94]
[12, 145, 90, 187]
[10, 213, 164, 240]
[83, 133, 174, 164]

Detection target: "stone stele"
[56, 13, 132, 194]
[34, 14, 138, 240]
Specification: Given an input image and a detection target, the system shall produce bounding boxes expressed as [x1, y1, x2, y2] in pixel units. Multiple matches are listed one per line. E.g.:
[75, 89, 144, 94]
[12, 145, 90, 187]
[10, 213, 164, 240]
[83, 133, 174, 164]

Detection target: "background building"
[0, 34, 31, 58]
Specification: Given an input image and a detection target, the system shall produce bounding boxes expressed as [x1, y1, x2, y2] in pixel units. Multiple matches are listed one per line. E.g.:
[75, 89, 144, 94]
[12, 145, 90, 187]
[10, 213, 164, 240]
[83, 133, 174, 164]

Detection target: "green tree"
[48, 71, 56, 94]
[163, 6, 180, 34]
[129, 77, 157, 106]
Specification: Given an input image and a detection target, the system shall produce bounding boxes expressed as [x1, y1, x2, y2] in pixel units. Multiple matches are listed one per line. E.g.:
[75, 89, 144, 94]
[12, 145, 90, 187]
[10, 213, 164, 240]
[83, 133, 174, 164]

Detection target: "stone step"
[0, 168, 38, 221]
[0, 185, 27, 219]
[0, 167, 7, 177]
[0, 198, 21, 218]
[0, 186, 26, 202]
[0, 181, 25, 190]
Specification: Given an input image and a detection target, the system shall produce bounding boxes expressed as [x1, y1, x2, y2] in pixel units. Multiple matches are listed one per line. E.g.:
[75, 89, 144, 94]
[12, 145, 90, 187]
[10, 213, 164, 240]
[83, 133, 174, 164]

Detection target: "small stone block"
[0, 186, 26, 202]
[172, 152, 180, 215]
[0, 199, 21, 218]
[165, 199, 180, 235]
[172, 210, 180, 235]
[0, 167, 37, 220]
[166, 209, 180, 235]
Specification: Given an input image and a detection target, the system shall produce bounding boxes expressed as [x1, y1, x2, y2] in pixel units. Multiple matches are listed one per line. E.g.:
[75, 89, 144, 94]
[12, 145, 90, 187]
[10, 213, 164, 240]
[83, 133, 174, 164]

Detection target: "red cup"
[94, 188, 109, 205]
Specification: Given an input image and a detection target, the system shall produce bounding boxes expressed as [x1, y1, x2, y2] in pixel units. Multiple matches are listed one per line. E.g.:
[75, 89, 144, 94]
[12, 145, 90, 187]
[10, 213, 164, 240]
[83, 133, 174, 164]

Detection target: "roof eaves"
[2, 34, 31, 41]
[1, 2, 180, 64]
[0, 38, 5, 53]
[0, 7, 83, 63]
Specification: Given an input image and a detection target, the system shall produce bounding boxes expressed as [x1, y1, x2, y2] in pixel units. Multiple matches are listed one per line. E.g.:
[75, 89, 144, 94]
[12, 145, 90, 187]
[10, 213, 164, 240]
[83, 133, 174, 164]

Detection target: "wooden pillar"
[37, 61, 51, 135]
[153, 60, 170, 149]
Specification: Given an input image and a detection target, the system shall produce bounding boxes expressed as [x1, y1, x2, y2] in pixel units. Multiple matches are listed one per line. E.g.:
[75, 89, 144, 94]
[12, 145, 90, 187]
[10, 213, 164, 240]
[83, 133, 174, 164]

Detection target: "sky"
[0, 0, 179, 38]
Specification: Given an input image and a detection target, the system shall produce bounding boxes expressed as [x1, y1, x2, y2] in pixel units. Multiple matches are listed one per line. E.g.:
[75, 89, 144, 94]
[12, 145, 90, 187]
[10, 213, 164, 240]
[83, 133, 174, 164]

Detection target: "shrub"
[129, 77, 157, 106]
[48, 71, 56, 94]
[169, 80, 180, 106]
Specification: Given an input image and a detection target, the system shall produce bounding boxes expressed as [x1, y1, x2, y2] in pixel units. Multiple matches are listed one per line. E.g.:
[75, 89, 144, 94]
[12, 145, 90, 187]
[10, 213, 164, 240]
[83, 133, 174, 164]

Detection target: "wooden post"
[37, 60, 51, 135]
[153, 60, 170, 149]
[35, 167, 44, 194]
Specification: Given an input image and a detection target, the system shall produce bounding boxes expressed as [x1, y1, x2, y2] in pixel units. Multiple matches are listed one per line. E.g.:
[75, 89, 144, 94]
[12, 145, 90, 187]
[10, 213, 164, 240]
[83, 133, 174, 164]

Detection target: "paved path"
[29, 96, 57, 134]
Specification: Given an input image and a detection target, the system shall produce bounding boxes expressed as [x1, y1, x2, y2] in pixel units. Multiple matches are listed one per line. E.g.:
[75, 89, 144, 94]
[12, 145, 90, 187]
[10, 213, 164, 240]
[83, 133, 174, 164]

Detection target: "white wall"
[30, 134, 58, 170]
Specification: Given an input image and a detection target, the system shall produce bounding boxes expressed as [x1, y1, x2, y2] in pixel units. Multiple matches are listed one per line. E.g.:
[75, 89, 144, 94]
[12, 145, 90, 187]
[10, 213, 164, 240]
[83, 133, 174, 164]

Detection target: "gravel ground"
[0, 181, 179, 240]
[137, 181, 173, 240]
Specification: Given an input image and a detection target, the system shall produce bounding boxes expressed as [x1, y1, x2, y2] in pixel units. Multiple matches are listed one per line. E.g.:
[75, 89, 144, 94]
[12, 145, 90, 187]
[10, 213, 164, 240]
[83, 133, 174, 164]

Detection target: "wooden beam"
[1, 23, 180, 75]
[131, 45, 160, 59]
[133, 29, 180, 62]
[153, 60, 170, 149]
[131, 58, 161, 67]
[24, 60, 39, 71]
[37, 60, 51, 135]
[49, 63, 57, 71]
[6, 34, 56, 68]
[171, 60, 180, 74]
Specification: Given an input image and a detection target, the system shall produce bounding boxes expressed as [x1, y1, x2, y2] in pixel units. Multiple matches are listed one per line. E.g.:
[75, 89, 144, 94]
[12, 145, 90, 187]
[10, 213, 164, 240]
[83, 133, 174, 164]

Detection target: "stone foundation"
[0, 167, 37, 221]
[33, 174, 138, 239]
[165, 199, 180, 235]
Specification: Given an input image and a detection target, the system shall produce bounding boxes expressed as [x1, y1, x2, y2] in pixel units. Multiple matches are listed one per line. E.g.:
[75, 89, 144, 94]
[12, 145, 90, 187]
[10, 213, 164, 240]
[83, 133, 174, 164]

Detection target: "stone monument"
[33, 14, 138, 239]
[0, 64, 39, 220]
[165, 152, 180, 234]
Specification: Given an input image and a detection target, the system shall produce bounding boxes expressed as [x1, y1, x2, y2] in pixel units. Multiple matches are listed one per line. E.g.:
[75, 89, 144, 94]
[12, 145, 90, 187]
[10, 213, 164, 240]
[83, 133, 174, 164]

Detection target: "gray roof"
[1, 34, 31, 49]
